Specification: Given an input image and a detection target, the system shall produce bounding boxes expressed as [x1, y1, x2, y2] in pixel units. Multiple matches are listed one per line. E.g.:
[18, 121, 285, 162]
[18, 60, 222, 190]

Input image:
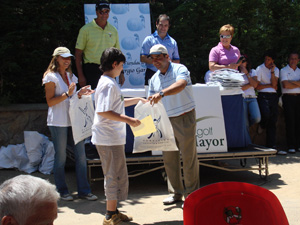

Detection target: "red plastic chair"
[183, 182, 289, 225]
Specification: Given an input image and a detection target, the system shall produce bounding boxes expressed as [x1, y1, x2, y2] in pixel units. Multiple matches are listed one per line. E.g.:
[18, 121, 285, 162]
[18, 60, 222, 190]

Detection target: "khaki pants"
[96, 145, 128, 201]
[163, 109, 200, 197]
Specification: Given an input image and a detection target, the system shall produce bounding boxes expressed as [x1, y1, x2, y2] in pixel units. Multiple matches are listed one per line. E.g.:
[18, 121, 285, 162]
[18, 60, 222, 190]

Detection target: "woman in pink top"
[209, 24, 242, 71]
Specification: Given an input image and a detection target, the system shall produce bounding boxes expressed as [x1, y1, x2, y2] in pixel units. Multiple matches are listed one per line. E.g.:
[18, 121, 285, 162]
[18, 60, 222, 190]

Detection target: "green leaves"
[1, 0, 300, 104]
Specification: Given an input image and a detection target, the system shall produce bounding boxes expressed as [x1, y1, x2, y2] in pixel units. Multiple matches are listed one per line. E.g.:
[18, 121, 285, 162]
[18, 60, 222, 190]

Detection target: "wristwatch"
[159, 91, 164, 98]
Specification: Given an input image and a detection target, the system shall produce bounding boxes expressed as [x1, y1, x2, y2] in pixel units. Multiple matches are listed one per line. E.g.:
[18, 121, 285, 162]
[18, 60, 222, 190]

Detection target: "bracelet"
[65, 92, 69, 98]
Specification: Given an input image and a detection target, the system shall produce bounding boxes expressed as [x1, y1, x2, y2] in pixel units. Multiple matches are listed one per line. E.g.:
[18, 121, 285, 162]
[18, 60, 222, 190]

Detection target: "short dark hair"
[263, 50, 276, 60]
[288, 52, 299, 59]
[100, 47, 126, 72]
[156, 14, 170, 25]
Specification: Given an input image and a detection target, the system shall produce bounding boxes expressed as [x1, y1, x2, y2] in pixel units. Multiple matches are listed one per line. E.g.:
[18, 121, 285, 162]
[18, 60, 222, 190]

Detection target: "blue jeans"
[49, 126, 91, 196]
[243, 98, 261, 128]
[257, 93, 279, 148]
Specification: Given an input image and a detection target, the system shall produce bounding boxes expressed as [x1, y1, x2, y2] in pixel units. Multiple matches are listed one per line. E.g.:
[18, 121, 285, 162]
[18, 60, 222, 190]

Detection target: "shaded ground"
[0, 152, 299, 225]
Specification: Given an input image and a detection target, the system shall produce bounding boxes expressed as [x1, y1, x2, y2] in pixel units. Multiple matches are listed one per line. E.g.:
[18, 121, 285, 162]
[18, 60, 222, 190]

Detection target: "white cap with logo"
[52, 47, 74, 58]
[149, 44, 168, 56]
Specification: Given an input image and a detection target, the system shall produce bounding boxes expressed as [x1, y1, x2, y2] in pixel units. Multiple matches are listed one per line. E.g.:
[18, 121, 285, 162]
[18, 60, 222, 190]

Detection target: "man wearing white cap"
[148, 44, 199, 205]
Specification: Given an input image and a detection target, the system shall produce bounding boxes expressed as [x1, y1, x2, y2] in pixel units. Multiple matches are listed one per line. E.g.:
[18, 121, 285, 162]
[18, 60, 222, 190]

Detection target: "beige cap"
[52, 47, 74, 58]
[149, 44, 168, 56]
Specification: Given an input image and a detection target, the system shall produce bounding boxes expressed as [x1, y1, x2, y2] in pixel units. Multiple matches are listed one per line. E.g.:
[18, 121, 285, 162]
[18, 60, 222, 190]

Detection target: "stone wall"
[0, 104, 288, 150]
[0, 104, 50, 147]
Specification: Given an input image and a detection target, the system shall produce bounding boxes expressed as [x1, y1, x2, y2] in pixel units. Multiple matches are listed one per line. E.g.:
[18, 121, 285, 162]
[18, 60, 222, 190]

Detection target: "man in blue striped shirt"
[148, 44, 199, 206]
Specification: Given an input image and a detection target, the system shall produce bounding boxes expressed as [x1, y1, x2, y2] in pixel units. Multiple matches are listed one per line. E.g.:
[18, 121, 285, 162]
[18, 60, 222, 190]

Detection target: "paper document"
[131, 115, 156, 137]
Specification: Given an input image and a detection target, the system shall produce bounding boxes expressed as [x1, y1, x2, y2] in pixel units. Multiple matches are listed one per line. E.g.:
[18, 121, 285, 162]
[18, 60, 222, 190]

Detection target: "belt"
[258, 92, 277, 94]
[244, 95, 257, 98]
[283, 93, 300, 96]
[84, 63, 100, 66]
[171, 109, 195, 118]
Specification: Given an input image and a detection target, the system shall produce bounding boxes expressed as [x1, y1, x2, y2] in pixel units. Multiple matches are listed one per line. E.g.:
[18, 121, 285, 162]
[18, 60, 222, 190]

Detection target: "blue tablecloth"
[125, 105, 135, 153]
[221, 94, 251, 148]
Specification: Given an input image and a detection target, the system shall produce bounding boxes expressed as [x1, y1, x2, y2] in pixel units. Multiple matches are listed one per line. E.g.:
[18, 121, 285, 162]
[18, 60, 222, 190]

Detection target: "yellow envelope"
[131, 115, 157, 137]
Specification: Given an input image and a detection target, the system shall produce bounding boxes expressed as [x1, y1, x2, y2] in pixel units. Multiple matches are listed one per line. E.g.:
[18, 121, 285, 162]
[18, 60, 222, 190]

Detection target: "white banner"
[84, 3, 151, 88]
[193, 84, 227, 153]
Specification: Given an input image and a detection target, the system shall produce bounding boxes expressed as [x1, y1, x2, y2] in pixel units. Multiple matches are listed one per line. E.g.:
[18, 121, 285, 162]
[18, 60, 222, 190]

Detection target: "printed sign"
[193, 84, 227, 153]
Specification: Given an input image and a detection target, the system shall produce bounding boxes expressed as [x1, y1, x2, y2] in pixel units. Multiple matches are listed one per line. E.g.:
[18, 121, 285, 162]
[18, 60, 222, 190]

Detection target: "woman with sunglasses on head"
[239, 54, 261, 138]
[209, 24, 242, 71]
[42, 47, 97, 201]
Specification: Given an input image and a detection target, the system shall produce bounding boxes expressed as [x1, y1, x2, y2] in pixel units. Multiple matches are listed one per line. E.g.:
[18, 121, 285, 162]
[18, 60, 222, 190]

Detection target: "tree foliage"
[1, 0, 300, 104]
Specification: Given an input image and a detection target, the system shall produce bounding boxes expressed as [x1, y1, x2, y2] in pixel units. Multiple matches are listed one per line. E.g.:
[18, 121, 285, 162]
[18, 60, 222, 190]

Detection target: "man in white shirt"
[279, 52, 300, 154]
[256, 51, 279, 150]
[148, 44, 199, 206]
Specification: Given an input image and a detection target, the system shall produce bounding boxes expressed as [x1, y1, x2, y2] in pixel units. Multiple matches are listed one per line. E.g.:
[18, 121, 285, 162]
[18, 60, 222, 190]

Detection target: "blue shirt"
[140, 31, 180, 72]
[148, 62, 195, 117]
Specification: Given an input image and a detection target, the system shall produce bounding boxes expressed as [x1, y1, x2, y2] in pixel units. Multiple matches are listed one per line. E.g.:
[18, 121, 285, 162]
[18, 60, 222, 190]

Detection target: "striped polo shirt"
[76, 20, 120, 64]
[148, 62, 195, 117]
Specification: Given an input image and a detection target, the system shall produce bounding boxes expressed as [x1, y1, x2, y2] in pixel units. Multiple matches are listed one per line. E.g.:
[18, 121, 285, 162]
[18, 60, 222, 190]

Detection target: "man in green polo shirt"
[75, 0, 124, 89]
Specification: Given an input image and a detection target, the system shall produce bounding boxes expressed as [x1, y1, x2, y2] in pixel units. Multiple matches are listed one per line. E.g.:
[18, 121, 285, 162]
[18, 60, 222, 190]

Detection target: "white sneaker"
[163, 194, 183, 205]
[79, 193, 98, 201]
[61, 194, 74, 201]
[288, 149, 296, 153]
[277, 150, 287, 155]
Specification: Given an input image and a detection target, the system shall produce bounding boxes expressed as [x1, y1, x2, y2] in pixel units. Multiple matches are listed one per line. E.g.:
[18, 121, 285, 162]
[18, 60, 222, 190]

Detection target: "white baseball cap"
[52, 47, 74, 58]
[149, 44, 168, 56]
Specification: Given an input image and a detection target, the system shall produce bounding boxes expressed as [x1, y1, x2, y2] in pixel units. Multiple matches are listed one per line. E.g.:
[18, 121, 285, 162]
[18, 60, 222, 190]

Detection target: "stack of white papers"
[207, 69, 245, 89]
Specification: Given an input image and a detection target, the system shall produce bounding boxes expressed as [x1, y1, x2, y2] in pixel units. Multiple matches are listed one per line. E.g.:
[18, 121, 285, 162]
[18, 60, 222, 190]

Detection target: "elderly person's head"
[0, 175, 59, 225]
[219, 24, 235, 49]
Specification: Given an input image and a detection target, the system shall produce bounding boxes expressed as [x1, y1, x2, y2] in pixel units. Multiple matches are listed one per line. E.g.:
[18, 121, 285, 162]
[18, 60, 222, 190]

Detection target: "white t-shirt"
[256, 63, 279, 93]
[280, 65, 300, 94]
[42, 72, 78, 127]
[242, 69, 257, 97]
[91, 75, 126, 146]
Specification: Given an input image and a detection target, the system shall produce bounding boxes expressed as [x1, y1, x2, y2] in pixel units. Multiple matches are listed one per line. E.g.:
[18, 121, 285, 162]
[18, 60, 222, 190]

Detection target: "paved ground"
[1, 152, 299, 225]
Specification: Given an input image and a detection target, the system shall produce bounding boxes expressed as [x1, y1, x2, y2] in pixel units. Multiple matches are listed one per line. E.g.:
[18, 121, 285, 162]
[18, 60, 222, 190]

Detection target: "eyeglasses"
[220, 35, 231, 39]
[99, 9, 110, 15]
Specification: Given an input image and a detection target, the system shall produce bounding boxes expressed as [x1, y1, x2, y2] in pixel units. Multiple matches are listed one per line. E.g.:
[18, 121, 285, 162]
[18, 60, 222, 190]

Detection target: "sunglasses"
[99, 9, 110, 15]
[220, 35, 231, 39]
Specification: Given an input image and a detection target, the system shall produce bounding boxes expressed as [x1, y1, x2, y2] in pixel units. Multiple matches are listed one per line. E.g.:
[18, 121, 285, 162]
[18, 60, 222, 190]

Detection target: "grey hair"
[0, 175, 59, 225]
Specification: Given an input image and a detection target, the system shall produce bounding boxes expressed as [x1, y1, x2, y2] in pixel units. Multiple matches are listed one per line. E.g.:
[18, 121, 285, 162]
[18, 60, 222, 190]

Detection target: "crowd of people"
[207, 24, 300, 156]
[0, 1, 299, 224]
